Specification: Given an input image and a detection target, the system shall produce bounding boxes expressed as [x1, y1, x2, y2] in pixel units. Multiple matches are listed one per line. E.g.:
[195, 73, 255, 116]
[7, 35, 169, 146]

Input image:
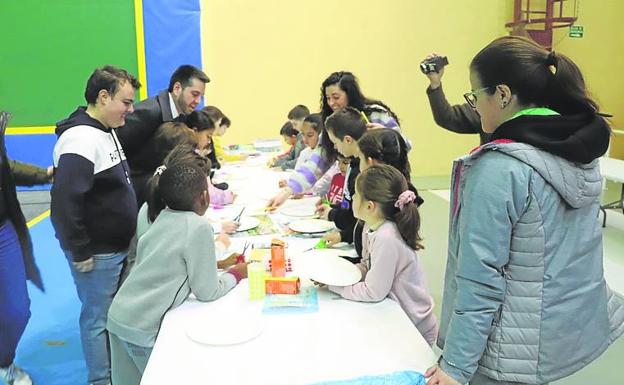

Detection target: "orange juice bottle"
[270, 239, 286, 277]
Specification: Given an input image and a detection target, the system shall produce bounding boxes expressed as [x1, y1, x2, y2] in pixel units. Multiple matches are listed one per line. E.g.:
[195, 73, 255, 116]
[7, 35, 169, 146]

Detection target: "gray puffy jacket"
[438, 142, 624, 384]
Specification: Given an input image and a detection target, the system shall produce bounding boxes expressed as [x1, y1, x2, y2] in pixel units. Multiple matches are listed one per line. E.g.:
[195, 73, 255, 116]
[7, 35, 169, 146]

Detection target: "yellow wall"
[553, 0, 624, 159]
[200, 0, 622, 176]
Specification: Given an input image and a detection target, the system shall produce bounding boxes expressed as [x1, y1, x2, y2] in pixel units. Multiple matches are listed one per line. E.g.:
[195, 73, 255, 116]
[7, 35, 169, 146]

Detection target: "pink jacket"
[329, 221, 438, 345]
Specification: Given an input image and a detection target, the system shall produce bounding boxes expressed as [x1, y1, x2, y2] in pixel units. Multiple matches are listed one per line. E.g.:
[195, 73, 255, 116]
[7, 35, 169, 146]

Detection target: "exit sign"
[569, 25, 584, 38]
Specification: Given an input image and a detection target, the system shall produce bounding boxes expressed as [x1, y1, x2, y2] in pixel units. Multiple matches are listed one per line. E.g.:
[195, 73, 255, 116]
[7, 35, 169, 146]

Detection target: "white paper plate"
[280, 197, 319, 217]
[186, 311, 264, 345]
[236, 216, 260, 232]
[288, 219, 334, 233]
[280, 205, 317, 218]
[296, 249, 362, 286]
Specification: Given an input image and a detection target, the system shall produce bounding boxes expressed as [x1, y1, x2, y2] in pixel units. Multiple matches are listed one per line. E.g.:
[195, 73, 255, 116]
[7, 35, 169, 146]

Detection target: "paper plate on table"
[288, 219, 334, 233]
[279, 197, 318, 217]
[236, 216, 260, 232]
[280, 204, 317, 218]
[186, 311, 264, 346]
[296, 249, 362, 286]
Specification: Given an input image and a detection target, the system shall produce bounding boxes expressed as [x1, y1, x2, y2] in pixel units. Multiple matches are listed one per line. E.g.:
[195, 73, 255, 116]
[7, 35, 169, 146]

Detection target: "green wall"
[0, 0, 139, 127]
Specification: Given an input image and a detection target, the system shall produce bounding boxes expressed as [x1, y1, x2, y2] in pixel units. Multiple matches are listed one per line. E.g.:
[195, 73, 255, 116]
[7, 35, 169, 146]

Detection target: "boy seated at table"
[278, 114, 328, 195]
[107, 162, 248, 385]
[325, 154, 350, 204]
[288, 104, 310, 132]
[268, 121, 301, 170]
[268, 104, 309, 169]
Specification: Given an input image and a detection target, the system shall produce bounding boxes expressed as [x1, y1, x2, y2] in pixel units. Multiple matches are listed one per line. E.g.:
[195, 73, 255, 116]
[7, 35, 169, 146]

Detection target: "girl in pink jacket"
[329, 164, 438, 345]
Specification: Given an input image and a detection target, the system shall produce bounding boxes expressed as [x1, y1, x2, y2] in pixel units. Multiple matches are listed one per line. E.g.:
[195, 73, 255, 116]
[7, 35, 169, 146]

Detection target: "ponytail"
[471, 36, 600, 116]
[146, 166, 167, 223]
[545, 51, 598, 115]
[392, 200, 423, 251]
[356, 164, 424, 250]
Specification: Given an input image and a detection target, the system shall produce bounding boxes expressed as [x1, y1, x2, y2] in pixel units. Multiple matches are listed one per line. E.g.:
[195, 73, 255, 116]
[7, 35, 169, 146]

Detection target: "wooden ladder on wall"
[506, 0, 578, 50]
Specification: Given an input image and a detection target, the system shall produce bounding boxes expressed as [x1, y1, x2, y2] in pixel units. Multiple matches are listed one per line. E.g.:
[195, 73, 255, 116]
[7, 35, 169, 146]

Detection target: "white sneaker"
[0, 364, 33, 385]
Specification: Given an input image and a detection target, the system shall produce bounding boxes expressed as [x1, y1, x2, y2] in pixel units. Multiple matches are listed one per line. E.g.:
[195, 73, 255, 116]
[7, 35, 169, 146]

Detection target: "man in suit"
[117, 65, 210, 204]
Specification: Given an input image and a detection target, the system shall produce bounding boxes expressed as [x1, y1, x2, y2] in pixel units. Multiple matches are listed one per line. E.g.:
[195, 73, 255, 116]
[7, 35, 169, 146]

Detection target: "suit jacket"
[117, 90, 181, 204]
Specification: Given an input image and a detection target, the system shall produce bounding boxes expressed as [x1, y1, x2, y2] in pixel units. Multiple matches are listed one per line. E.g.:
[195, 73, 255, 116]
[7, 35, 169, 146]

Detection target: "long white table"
[600, 156, 624, 227]
[140, 156, 436, 385]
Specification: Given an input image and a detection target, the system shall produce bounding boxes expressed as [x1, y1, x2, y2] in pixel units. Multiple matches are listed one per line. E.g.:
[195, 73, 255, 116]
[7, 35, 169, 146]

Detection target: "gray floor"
[16, 190, 50, 222]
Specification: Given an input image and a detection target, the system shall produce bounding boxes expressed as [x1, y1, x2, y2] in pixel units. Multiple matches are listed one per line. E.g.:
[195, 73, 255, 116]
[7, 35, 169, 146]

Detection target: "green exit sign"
[569, 25, 584, 38]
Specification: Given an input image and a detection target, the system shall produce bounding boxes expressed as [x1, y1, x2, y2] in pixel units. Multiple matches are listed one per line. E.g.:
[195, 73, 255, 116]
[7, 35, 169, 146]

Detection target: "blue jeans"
[65, 250, 126, 385]
[0, 219, 31, 367]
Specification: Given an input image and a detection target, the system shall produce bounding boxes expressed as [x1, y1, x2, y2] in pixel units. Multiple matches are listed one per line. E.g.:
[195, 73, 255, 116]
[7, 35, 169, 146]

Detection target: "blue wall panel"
[5, 134, 55, 191]
[143, 0, 203, 98]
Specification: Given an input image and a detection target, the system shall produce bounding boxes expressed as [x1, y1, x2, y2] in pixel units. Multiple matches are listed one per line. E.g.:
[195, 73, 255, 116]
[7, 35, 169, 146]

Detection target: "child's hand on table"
[267, 188, 291, 210]
[322, 231, 341, 247]
[229, 262, 249, 279]
[315, 204, 331, 220]
[221, 220, 240, 234]
[217, 253, 241, 269]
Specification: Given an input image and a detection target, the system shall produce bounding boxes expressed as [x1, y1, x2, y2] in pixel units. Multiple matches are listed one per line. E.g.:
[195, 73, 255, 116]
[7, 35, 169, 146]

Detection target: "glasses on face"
[463, 86, 492, 109]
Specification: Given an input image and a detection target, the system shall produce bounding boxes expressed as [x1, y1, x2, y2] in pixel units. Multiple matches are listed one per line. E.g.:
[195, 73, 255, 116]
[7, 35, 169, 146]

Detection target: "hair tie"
[154, 165, 167, 176]
[394, 190, 416, 211]
[546, 51, 557, 75]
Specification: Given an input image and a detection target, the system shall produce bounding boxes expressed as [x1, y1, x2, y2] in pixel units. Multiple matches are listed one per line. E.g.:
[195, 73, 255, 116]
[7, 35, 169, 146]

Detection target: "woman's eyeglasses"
[463, 86, 492, 108]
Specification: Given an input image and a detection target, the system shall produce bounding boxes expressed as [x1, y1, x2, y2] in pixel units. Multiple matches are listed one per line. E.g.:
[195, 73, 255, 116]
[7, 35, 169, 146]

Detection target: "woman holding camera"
[425, 36, 623, 385]
[421, 53, 487, 144]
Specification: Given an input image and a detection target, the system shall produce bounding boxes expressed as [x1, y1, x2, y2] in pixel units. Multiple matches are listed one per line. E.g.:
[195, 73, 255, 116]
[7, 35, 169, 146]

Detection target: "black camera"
[420, 56, 449, 74]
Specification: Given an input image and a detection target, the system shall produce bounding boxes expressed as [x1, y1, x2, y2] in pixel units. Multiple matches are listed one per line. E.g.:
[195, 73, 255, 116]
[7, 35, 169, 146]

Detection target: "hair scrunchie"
[394, 190, 416, 211]
[546, 51, 557, 74]
[154, 165, 167, 176]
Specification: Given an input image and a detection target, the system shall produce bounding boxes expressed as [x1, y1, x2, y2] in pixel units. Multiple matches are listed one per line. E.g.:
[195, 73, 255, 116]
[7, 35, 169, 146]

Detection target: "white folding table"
[139, 157, 436, 385]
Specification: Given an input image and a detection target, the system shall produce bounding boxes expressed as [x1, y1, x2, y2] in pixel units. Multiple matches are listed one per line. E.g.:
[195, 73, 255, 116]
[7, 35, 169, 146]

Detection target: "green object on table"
[321, 196, 330, 205]
[315, 239, 327, 249]
[248, 263, 267, 300]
